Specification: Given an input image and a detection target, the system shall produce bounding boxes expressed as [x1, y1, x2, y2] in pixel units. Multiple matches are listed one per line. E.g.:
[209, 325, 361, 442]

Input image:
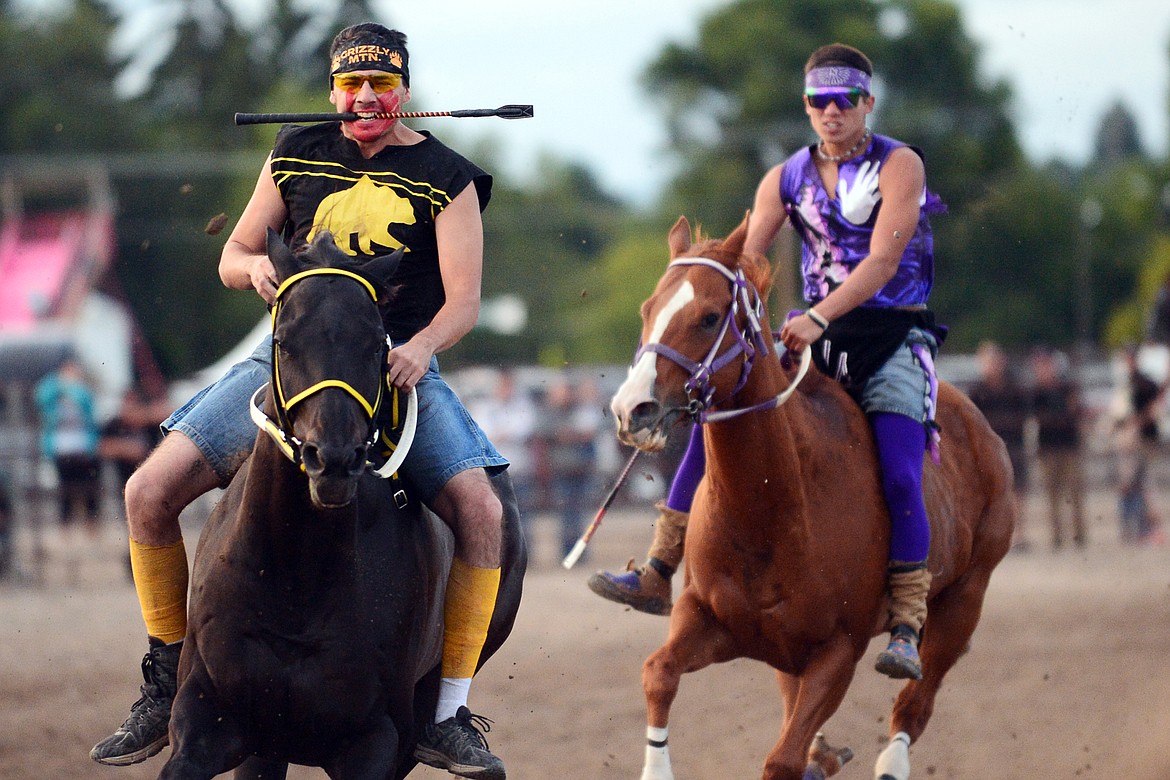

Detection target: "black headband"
[330, 39, 408, 81]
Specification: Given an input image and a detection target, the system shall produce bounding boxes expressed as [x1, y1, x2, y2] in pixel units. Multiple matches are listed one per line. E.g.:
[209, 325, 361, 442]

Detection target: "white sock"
[435, 677, 472, 723]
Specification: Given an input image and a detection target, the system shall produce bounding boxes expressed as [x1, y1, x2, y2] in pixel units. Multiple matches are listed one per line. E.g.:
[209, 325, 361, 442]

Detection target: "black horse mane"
[294, 230, 399, 302]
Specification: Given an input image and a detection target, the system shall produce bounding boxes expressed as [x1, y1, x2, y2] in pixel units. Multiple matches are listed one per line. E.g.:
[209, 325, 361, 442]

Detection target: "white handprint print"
[836, 159, 882, 224]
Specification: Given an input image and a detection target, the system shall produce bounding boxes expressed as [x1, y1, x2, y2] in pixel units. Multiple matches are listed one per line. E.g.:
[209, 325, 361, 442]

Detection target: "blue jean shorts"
[856, 327, 938, 422]
[164, 334, 507, 501]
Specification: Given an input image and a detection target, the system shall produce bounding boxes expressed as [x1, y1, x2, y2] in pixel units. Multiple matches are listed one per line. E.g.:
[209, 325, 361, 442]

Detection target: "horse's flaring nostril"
[350, 446, 368, 475]
[629, 401, 662, 432]
[301, 443, 323, 474]
[301, 439, 369, 478]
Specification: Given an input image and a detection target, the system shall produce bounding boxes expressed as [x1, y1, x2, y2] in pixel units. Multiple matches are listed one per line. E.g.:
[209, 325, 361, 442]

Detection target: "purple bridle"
[635, 257, 811, 424]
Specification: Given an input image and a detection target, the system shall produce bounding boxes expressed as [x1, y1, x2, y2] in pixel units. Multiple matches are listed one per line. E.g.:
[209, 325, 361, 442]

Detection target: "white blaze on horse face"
[611, 281, 695, 443]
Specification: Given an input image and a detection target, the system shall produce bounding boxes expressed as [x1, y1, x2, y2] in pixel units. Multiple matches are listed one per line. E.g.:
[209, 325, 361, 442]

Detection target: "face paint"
[339, 86, 403, 143]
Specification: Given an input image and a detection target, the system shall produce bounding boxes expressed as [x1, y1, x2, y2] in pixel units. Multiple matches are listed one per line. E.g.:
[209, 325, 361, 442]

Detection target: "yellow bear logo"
[309, 175, 416, 256]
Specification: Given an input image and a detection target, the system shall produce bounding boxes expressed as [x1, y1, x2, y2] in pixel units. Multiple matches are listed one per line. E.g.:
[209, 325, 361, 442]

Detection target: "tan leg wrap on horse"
[646, 501, 689, 574]
[886, 563, 932, 634]
[129, 538, 189, 644]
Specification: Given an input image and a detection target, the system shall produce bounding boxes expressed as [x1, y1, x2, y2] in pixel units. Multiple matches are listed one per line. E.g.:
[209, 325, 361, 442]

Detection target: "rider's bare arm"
[220, 155, 288, 306]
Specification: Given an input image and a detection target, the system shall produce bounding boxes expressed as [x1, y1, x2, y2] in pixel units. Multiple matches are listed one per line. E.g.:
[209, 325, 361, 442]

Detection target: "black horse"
[158, 230, 527, 779]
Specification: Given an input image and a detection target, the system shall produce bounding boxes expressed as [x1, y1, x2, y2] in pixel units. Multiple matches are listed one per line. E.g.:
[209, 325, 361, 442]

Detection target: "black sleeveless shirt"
[270, 123, 492, 342]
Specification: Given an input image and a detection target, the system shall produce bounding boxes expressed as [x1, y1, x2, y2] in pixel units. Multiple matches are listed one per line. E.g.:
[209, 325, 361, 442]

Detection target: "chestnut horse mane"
[687, 229, 773, 299]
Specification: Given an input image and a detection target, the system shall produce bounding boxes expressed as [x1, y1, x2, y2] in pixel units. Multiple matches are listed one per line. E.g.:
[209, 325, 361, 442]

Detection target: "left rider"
[92, 23, 511, 779]
[591, 42, 947, 682]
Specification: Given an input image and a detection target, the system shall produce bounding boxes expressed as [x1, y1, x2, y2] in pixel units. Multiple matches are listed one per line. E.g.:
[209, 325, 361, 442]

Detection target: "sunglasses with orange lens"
[332, 72, 403, 94]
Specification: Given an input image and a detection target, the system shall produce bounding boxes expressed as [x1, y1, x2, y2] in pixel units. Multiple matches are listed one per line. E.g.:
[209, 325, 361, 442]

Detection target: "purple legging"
[870, 412, 931, 563]
[665, 424, 705, 513]
[663, 414, 930, 563]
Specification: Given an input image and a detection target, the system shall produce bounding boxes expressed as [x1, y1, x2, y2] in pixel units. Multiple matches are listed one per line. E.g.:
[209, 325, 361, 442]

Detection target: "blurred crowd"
[468, 368, 614, 564]
[968, 340, 1168, 553]
[6, 341, 1169, 581]
[0, 356, 170, 581]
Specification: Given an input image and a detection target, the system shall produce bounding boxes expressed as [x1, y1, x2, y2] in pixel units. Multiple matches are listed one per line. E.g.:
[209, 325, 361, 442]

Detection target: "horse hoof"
[806, 732, 853, 776]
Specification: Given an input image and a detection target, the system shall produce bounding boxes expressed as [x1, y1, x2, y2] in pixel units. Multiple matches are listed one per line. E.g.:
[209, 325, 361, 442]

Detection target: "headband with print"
[331, 39, 408, 79]
[804, 66, 871, 93]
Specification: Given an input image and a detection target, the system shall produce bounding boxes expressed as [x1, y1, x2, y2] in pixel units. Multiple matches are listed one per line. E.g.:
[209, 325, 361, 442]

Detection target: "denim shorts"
[856, 327, 938, 422]
[163, 337, 272, 482]
[164, 334, 507, 501]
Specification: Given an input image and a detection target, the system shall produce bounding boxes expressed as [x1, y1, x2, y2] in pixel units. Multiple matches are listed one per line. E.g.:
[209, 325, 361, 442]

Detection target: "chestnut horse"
[158, 230, 526, 779]
[609, 216, 1014, 780]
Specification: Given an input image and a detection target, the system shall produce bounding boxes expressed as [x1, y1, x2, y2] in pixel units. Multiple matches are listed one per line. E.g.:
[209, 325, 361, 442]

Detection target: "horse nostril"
[301, 443, 323, 474]
[301, 441, 368, 477]
[350, 445, 369, 475]
[629, 401, 661, 431]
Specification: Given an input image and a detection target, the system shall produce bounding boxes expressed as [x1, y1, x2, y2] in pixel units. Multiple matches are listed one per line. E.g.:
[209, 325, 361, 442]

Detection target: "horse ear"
[723, 210, 751, 258]
[365, 248, 404, 304]
[266, 228, 299, 283]
[310, 230, 350, 268]
[668, 216, 691, 259]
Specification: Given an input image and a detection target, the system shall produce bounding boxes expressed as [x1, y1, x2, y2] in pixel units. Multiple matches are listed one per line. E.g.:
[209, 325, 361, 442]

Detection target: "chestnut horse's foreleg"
[764, 636, 860, 780]
[894, 567, 993, 738]
[640, 591, 736, 780]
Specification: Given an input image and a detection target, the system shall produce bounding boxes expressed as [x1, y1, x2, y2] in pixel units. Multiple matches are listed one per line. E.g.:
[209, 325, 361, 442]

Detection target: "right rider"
[589, 42, 947, 682]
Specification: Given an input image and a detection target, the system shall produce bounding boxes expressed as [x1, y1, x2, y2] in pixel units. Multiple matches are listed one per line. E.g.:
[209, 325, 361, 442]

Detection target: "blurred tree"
[561, 227, 676, 365]
[1086, 159, 1161, 348]
[933, 167, 1080, 347]
[1093, 101, 1145, 167]
[1104, 235, 1170, 348]
[447, 152, 629, 368]
[0, 0, 132, 153]
[107, 0, 380, 375]
[935, 153, 1157, 352]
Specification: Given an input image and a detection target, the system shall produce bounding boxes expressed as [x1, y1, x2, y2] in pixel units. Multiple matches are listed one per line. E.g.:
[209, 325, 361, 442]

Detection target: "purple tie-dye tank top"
[779, 132, 945, 308]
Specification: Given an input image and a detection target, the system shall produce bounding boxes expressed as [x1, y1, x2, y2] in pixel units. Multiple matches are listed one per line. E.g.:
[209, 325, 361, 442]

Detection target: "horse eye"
[700, 312, 721, 330]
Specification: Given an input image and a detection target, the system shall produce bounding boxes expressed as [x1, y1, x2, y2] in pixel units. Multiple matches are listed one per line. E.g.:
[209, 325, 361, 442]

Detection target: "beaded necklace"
[816, 127, 872, 163]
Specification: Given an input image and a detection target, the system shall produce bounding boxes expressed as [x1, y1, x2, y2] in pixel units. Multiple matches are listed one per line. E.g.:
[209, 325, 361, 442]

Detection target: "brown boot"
[874, 562, 932, 680]
[587, 502, 688, 616]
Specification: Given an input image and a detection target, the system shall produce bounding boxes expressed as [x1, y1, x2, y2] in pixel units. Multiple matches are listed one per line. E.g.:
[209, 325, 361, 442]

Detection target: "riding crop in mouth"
[235, 104, 535, 125]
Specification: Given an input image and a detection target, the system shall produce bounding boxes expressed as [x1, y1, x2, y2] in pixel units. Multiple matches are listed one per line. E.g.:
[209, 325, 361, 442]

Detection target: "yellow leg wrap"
[441, 558, 501, 679]
[129, 538, 189, 644]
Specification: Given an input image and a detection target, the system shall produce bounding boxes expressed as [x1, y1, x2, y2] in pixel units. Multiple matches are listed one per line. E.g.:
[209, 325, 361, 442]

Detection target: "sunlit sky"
[28, 0, 1170, 204]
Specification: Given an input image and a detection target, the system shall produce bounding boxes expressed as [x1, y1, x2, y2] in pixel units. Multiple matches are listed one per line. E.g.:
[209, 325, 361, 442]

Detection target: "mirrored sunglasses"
[804, 88, 867, 110]
[332, 72, 403, 94]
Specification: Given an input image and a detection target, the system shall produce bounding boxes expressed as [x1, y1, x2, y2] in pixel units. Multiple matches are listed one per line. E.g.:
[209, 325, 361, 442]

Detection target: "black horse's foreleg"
[323, 718, 399, 780]
[233, 756, 289, 780]
[159, 667, 248, 780]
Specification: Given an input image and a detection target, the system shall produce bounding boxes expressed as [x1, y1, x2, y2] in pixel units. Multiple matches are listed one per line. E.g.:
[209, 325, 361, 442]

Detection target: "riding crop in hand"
[562, 449, 642, 569]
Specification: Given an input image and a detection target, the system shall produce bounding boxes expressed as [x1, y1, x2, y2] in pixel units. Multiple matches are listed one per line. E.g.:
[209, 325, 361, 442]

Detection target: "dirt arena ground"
[3, 488, 1169, 780]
